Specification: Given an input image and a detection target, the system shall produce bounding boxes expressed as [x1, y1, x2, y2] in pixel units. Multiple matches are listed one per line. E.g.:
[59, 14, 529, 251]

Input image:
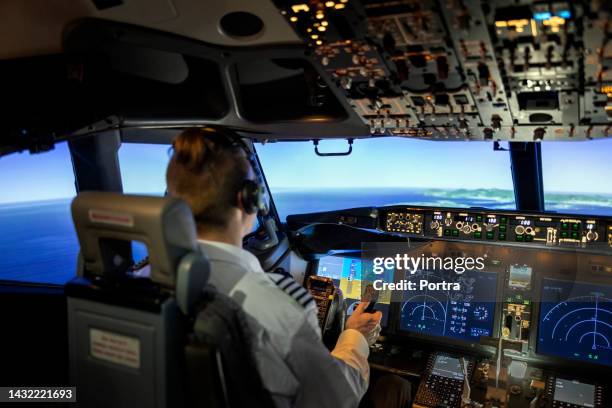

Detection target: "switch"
[436, 56, 449, 80]
[477, 63, 490, 86]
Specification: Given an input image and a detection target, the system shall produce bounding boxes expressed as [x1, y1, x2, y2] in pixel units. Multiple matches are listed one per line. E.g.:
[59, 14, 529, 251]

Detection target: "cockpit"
[0, 0, 610, 407]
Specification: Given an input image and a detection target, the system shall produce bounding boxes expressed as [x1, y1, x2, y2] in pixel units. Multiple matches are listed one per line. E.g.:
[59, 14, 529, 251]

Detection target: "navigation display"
[399, 269, 498, 342]
[538, 279, 611, 366]
[554, 379, 595, 407]
[431, 355, 464, 381]
[316, 255, 394, 327]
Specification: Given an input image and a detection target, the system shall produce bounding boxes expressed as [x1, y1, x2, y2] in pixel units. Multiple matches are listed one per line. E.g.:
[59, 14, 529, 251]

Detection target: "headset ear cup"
[241, 180, 262, 215]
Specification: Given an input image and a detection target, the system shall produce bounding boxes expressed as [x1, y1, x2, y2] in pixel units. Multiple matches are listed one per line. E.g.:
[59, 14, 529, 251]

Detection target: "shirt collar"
[198, 239, 264, 274]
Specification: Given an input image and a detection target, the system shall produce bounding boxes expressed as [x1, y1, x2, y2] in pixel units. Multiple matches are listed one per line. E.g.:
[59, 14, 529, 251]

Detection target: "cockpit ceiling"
[0, 0, 610, 144]
[0, 0, 301, 60]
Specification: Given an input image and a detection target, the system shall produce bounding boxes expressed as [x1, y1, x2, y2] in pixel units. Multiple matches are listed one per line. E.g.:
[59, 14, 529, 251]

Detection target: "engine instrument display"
[399, 269, 498, 343]
[538, 279, 612, 366]
[508, 265, 533, 290]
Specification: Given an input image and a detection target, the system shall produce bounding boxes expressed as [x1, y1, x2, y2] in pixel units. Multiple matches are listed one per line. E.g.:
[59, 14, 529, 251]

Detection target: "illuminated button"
[476, 215, 483, 222]
[500, 216, 508, 224]
[561, 222, 569, 230]
[571, 231, 579, 239]
[486, 231, 495, 239]
[452, 229, 459, 237]
[525, 235, 533, 242]
[572, 223, 580, 231]
[499, 225, 507, 232]
[561, 231, 569, 238]
[444, 229, 451, 236]
[516, 235, 524, 242]
[498, 233, 506, 240]
[474, 231, 482, 239]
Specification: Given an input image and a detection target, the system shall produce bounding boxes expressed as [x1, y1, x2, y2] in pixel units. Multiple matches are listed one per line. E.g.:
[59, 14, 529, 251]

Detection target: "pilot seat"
[66, 192, 272, 408]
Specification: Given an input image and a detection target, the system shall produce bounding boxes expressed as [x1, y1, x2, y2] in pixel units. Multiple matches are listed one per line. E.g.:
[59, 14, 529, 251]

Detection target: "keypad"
[415, 374, 464, 408]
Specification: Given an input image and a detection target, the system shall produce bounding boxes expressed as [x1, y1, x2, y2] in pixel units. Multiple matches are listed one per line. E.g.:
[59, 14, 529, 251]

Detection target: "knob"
[515, 225, 526, 235]
[463, 224, 472, 234]
[430, 221, 440, 230]
[586, 231, 599, 241]
[444, 218, 453, 226]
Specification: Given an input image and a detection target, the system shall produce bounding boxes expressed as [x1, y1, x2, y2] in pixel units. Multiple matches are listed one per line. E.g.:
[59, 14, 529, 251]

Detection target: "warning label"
[88, 209, 134, 227]
[90, 328, 140, 369]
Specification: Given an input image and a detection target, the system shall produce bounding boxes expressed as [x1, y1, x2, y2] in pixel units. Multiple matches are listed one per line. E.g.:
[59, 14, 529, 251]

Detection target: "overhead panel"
[275, 0, 611, 141]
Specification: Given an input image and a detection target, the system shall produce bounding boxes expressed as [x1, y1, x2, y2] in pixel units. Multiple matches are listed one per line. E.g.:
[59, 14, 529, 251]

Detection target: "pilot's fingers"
[363, 311, 382, 326]
[372, 310, 383, 323]
[353, 301, 369, 315]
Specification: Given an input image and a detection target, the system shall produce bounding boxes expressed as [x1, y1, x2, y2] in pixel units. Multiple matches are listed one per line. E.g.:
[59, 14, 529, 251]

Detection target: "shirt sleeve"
[285, 320, 370, 408]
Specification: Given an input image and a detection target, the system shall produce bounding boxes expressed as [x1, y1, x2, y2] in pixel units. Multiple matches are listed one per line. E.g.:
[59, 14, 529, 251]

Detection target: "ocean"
[1, 188, 611, 285]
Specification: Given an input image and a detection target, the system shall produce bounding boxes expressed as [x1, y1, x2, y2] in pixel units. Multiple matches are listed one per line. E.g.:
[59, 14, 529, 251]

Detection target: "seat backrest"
[67, 192, 212, 408]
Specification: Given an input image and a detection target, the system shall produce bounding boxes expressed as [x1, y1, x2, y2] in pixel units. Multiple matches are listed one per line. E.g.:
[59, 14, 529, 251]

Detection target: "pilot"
[165, 126, 383, 408]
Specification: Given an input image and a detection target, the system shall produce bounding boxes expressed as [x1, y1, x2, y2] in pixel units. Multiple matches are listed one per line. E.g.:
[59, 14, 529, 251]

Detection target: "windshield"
[542, 139, 612, 216]
[256, 138, 516, 221]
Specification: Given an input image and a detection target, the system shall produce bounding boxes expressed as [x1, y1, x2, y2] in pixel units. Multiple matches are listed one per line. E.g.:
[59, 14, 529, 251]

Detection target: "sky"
[0, 137, 610, 205]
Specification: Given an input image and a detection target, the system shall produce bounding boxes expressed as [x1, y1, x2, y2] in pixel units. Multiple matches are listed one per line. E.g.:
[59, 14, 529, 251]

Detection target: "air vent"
[220, 12, 264, 38]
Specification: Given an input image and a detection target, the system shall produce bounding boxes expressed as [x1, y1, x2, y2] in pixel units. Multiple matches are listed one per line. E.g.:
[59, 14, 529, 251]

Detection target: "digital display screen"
[454, 215, 474, 222]
[520, 219, 532, 226]
[433, 213, 444, 221]
[508, 265, 532, 289]
[399, 269, 497, 342]
[554, 379, 595, 407]
[431, 355, 464, 381]
[316, 255, 395, 327]
[538, 279, 611, 366]
[487, 217, 497, 224]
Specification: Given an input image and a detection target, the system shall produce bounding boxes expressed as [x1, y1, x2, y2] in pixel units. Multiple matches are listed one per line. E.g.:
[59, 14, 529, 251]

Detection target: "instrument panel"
[380, 207, 612, 252]
[311, 245, 612, 366]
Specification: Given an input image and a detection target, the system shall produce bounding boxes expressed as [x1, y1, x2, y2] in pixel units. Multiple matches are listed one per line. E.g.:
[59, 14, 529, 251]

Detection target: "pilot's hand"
[345, 301, 383, 345]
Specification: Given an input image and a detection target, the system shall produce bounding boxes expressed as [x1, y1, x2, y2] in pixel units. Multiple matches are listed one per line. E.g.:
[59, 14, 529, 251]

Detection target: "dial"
[473, 306, 489, 321]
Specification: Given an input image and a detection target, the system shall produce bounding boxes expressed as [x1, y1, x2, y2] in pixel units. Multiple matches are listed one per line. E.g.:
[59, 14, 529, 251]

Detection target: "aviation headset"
[198, 126, 268, 216]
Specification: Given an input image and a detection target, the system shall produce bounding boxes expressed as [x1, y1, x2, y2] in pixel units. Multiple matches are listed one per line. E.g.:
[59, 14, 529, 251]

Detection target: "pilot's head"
[166, 127, 258, 242]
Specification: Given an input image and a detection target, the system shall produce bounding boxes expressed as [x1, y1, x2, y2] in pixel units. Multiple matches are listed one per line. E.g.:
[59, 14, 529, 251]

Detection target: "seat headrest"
[72, 192, 199, 287]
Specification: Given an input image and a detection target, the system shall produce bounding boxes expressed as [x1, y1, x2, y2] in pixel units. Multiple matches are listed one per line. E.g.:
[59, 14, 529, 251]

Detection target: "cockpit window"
[542, 139, 612, 216]
[256, 138, 516, 221]
[0, 143, 77, 285]
[118, 143, 170, 196]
